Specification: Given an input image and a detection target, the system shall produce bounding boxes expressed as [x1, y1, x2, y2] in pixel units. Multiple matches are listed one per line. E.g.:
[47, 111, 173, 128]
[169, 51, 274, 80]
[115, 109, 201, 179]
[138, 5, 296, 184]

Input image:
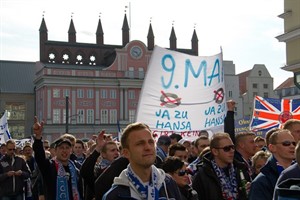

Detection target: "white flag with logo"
[0, 110, 12, 144]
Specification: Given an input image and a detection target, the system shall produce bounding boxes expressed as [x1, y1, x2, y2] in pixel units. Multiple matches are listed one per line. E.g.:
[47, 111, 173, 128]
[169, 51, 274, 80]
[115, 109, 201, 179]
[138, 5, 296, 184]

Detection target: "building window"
[129, 110, 136, 123]
[87, 89, 94, 99]
[263, 84, 268, 89]
[253, 83, 258, 89]
[86, 109, 94, 124]
[264, 92, 269, 98]
[53, 109, 61, 124]
[110, 109, 117, 123]
[110, 90, 117, 99]
[77, 109, 84, 124]
[101, 109, 108, 123]
[53, 89, 60, 98]
[62, 109, 71, 124]
[138, 68, 144, 79]
[129, 67, 134, 78]
[77, 89, 84, 98]
[228, 91, 233, 98]
[63, 89, 70, 97]
[128, 90, 135, 99]
[101, 89, 107, 99]
[8, 124, 25, 139]
[5, 103, 26, 120]
[258, 70, 262, 76]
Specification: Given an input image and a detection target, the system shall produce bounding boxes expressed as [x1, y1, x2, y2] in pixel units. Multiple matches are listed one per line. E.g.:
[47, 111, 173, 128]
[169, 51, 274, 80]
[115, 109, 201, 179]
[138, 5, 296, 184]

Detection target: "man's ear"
[122, 148, 130, 159]
[211, 148, 218, 157]
[268, 144, 276, 153]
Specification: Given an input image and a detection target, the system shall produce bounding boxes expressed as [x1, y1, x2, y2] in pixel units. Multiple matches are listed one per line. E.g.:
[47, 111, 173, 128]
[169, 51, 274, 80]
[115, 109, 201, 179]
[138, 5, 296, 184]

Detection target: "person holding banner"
[0, 139, 31, 200]
[102, 122, 181, 200]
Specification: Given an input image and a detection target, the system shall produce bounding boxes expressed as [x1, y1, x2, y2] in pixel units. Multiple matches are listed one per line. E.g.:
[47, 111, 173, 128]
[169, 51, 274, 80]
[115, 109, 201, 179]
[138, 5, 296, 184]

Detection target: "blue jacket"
[102, 166, 181, 200]
[249, 155, 280, 200]
[273, 163, 300, 199]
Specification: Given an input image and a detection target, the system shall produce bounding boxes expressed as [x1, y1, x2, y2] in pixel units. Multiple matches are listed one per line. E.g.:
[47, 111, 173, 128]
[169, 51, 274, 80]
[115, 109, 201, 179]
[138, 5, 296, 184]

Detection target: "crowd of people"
[0, 101, 300, 200]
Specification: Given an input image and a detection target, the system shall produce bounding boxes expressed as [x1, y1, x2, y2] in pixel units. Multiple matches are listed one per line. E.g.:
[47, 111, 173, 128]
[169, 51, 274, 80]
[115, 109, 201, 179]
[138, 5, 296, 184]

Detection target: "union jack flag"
[249, 96, 300, 132]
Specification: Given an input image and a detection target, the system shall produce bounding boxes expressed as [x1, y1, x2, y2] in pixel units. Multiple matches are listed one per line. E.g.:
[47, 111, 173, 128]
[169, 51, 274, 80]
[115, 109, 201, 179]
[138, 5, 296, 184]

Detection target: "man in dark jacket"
[249, 129, 296, 200]
[32, 117, 83, 200]
[102, 122, 181, 199]
[192, 132, 250, 200]
[0, 139, 31, 199]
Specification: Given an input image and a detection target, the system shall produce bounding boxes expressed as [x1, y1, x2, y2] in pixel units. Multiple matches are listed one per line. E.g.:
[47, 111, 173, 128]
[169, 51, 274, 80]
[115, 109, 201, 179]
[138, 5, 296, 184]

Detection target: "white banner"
[136, 46, 226, 140]
[0, 110, 12, 144]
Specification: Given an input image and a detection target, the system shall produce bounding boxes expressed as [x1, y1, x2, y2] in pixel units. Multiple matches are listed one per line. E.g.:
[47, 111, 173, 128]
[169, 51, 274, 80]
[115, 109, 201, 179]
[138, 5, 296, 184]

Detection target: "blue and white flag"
[0, 110, 12, 144]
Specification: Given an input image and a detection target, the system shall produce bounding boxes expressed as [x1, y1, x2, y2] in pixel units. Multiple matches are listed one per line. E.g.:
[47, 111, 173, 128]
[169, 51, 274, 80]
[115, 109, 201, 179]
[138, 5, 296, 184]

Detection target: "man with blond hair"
[234, 132, 257, 177]
[103, 122, 181, 199]
[283, 119, 300, 142]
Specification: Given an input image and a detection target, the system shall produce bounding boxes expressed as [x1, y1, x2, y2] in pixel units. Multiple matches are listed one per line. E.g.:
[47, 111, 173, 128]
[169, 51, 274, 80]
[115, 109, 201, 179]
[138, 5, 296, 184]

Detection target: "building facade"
[238, 64, 276, 117]
[0, 61, 35, 139]
[275, 77, 300, 99]
[276, 0, 300, 78]
[35, 14, 199, 141]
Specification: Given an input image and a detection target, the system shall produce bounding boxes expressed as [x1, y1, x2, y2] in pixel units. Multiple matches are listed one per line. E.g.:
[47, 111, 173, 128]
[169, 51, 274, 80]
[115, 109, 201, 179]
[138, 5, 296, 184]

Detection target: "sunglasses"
[177, 170, 189, 176]
[276, 141, 296, 147]
[215, 145, 235, 152]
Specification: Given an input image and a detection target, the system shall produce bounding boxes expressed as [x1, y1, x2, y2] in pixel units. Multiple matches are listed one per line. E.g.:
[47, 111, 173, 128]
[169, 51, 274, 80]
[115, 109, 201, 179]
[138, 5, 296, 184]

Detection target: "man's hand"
[95, 130, 106, 152]
[227, 100, 236, 112]
[7, 171, 15, 177]
[14, 170, 22, 176]
[33, 116, 44, 139]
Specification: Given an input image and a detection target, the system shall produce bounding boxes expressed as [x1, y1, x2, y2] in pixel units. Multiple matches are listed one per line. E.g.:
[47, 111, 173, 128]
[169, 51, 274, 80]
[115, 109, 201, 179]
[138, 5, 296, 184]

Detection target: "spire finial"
[99, 12, 101, 19]
[172, 20, 175, 27]
[150, 17, 152, 23]
[194, 23, 197, 29]
[125, 5, 127, 14]
[71, 12, 74, 19]
[42, 11, 45, 18]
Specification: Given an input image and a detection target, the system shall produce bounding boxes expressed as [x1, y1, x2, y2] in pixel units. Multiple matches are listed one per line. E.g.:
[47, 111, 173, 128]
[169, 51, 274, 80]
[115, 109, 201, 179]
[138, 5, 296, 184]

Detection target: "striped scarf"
[55, 159, 81, 200]
[211, 159, 238, 200]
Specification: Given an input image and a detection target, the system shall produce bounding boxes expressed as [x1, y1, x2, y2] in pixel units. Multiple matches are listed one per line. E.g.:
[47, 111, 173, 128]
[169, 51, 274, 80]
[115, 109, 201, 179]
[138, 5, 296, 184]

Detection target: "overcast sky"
[0, 0, 291, 87]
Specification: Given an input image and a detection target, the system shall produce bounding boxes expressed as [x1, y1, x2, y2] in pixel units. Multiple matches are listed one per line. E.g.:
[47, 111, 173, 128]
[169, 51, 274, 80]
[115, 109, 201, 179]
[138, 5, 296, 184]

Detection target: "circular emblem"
[279, 111, 293, 124]
[160, 92, 181, 108]
[214, 88, 224, 104]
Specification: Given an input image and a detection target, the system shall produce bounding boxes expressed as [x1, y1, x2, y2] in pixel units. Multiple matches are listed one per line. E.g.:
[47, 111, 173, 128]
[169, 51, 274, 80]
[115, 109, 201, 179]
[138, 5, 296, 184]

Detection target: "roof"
[275, 77, 294, 90]
[0, 60, 35, 93]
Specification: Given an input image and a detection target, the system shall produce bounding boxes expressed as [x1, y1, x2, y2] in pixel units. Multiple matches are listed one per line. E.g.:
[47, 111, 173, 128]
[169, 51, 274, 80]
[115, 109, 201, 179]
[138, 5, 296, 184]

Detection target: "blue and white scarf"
[126, 165, 160, 200]
[55, 159, 81, 200]
[211, 159, 238, 200]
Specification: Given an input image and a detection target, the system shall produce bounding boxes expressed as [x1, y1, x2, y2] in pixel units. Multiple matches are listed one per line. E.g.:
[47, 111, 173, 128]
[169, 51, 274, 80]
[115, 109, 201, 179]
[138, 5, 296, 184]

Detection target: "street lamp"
[66, 96, 69, 133]
[294, 71, 300, 89]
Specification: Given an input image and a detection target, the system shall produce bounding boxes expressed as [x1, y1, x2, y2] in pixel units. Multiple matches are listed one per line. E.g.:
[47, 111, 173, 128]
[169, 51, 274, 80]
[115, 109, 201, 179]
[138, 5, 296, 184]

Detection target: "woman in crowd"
[162, 156, 198, 200]
[251, 150, 271, 179]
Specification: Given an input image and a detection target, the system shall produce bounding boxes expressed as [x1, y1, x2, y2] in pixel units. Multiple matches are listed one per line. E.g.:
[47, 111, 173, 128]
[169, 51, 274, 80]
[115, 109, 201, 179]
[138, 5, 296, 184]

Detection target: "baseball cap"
[54, 138, 72, 148]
